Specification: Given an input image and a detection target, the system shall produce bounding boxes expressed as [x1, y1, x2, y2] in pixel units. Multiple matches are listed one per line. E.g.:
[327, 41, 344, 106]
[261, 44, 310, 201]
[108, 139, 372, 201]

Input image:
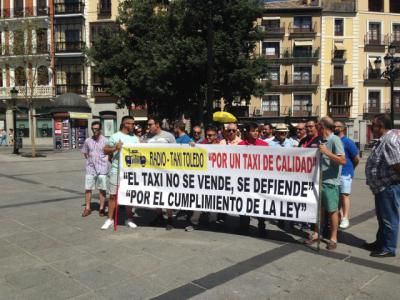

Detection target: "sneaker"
[101, 219, 114, 230]
[166, 218, 174, 231]
[339, 218, 350, 229]
[125, 219, 137, 229]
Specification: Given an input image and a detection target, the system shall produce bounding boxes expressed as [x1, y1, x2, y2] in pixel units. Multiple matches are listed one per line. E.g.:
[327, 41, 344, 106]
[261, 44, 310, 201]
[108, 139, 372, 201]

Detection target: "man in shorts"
[101, 116, 139, 230]
[81, 121, 109, 217]
[305, 117, 345, 250]
[334, 121, 360, 229]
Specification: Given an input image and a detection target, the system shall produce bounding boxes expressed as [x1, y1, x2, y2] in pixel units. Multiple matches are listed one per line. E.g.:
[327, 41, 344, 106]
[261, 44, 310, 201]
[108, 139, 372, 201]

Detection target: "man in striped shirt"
[81, 121, 110, 217]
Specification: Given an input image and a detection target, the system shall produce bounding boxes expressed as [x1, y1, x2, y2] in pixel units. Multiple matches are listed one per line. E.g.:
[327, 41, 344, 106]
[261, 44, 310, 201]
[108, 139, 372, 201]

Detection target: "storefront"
[51, 93, 92, 150]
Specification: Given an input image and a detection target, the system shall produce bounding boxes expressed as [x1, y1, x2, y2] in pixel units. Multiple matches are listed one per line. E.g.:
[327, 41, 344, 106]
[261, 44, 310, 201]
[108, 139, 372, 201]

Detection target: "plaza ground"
[0, 146, 399, 299]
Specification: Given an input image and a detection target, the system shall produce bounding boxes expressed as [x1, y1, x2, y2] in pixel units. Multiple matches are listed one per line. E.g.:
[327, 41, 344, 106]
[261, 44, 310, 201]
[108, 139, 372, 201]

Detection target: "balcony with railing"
[257, 23, 285, 38]
[328, 104, 351, 118]
[264, 47, 319, 64]
[54, 2, 85, 15]
[363, 68, 399, 86]
[56, 84, 87, 95]
[292, 105, 319, 117]
[364, 33, 388, 51]
[0, 6, 48, 19]
[289, 22, 317, 37]
[363, 103, 400, 115]
[0, 86, 55, 99]
[55, 41, 85, 53]
[265, 74, 319, 92]
[0, 44, 49, 56]
[322, 0, 356, 12]
[332, 50, 346, 63]
[330, 75, 350, 88]
[390, 33, 400, 46]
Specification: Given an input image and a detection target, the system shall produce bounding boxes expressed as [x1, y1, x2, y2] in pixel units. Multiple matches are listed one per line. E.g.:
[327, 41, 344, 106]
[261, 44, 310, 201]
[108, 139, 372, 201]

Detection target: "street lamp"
[374, 44, 400, 129]
[10, 87, 19, 155]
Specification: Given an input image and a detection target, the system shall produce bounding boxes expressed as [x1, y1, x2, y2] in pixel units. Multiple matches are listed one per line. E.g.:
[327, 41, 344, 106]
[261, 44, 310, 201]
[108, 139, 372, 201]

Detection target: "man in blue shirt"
[334, 121, 360, 229]
[174, 121, 193, 144]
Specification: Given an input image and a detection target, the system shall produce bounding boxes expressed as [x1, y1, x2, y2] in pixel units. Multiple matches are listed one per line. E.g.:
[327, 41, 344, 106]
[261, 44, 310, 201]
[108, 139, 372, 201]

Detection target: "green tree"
[88, 0, 268, 122]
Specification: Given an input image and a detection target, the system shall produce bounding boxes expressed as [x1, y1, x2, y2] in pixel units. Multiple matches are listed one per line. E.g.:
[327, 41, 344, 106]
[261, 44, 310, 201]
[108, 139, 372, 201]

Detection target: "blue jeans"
[374, 184, 400, 253]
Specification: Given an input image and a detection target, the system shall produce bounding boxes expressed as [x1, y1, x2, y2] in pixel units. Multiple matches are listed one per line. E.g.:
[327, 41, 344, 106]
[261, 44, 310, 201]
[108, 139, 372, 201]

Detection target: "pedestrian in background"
[81, 121, 109, 217]
[174, 121, 193, 144]
[364, 114, 400, 257]
[334, 121, 360, 229]
[0, 128, 7, 146]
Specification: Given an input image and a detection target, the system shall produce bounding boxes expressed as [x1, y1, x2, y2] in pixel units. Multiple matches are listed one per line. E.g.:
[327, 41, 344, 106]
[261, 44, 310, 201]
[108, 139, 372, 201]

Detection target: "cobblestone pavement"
[0, 147, 399, 299]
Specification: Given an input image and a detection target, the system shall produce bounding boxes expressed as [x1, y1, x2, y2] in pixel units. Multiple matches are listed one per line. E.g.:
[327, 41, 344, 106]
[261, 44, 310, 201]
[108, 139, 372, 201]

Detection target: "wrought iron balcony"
[55, 41, 85, 53]
[289, 22, 317, 37]
[56, 84, 87, 95]
[257, 23, 285, 38]
[364, 33, 388, 51]
[264, 47, 319, 65]
[390, 33, 400, 46]
[328, 105, 351, 118]
[363, 103, 400, 114]
[0, 6, 48, 18]
[332, 50, 346, 62]
[265, 74, 319, 92]
[54, 2, 85, 14]
[330, 75, 349, 87]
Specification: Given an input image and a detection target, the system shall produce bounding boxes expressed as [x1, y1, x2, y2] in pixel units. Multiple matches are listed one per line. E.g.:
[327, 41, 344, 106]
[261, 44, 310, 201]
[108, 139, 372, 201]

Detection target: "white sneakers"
[101, 218, 138, 230]
[339, 218, 350, 229]
[101, 218, 114, 230]
[125, 219, 137, 229]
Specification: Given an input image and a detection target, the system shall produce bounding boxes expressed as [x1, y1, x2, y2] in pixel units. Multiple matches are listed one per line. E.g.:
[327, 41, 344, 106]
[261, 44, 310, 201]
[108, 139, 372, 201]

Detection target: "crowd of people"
[81, 113, 400, 257]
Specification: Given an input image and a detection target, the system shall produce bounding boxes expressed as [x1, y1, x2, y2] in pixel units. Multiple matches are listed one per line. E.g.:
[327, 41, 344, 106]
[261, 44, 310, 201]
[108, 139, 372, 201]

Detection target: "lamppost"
[10, 87, 19, 155]
[374, 44, 400, 129]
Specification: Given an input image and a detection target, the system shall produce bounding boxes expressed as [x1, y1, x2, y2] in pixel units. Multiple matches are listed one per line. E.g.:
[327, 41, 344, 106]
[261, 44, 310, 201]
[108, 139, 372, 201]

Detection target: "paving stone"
[5, 266, 66, 290]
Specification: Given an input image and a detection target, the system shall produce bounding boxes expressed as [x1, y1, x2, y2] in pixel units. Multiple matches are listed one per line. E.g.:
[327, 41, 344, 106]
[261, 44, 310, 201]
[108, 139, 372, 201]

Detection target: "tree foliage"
[88, 0, 268, 120]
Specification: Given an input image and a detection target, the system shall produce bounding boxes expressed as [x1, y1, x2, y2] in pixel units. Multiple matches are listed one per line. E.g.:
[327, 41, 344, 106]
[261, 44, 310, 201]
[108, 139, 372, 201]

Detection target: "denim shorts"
[340, 174, 353, 195]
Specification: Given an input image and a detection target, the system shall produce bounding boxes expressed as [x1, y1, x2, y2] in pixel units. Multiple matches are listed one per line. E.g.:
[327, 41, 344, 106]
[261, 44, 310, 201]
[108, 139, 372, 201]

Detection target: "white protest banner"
[118, 144, 320, 223]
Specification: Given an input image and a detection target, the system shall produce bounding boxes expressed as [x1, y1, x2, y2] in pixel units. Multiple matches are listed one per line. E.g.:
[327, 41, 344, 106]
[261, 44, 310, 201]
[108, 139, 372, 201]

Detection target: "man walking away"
[101, 116, 139, 230]
[364, 114, 400, 257]
[174, 121, 193, 144]
[305, 117, 345, 250]
[81, 121, 109, 217]
[334, 121, 360, 229]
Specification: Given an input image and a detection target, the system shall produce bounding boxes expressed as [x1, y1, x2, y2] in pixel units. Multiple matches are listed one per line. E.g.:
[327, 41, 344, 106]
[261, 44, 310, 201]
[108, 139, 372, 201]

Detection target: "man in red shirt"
[238, 122, 269, 236]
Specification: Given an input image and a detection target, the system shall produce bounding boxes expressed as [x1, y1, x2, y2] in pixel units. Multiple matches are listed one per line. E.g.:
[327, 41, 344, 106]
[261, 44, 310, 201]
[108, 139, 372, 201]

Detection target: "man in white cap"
[268, 123, 297, 148]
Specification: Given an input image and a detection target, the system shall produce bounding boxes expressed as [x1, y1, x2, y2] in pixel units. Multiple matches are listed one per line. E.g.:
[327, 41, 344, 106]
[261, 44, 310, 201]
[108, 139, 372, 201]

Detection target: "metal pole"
[206, 1, 214, 124]
[316, 151, 322, 251]
[12, 99, 19, 155]
[390, 77, 395, 129]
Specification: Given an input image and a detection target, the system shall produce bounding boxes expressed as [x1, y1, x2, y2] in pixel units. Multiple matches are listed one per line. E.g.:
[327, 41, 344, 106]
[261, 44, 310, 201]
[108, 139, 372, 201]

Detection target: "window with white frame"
[262, 41, 280, 57]
[262, 95, 280, 115]
[293, 94, 312, 115]
[368, 22, 382, 44]
[368, 90, 381, 113]
[334, 19, 344, 36]
[293, 66, 311, 84]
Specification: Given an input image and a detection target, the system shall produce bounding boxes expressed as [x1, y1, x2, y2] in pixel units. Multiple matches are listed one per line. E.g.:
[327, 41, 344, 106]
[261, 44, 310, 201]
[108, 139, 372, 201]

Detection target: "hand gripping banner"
[118, 144, 320, 223]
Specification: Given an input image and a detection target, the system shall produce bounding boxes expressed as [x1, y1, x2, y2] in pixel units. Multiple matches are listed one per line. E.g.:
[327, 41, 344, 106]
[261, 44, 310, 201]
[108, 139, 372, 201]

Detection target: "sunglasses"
[296, 128, 305, 131]
[226, 129, 237, 133]
[193, 131, 201, 134]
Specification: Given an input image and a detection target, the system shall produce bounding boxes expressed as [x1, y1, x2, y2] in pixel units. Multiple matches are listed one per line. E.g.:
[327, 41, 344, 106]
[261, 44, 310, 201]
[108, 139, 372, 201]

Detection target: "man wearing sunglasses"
[101, 116, 139, 230]
[219, 123, 242, 145]
[81, 121, 109, 218]
[191, 125, 204, 144]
